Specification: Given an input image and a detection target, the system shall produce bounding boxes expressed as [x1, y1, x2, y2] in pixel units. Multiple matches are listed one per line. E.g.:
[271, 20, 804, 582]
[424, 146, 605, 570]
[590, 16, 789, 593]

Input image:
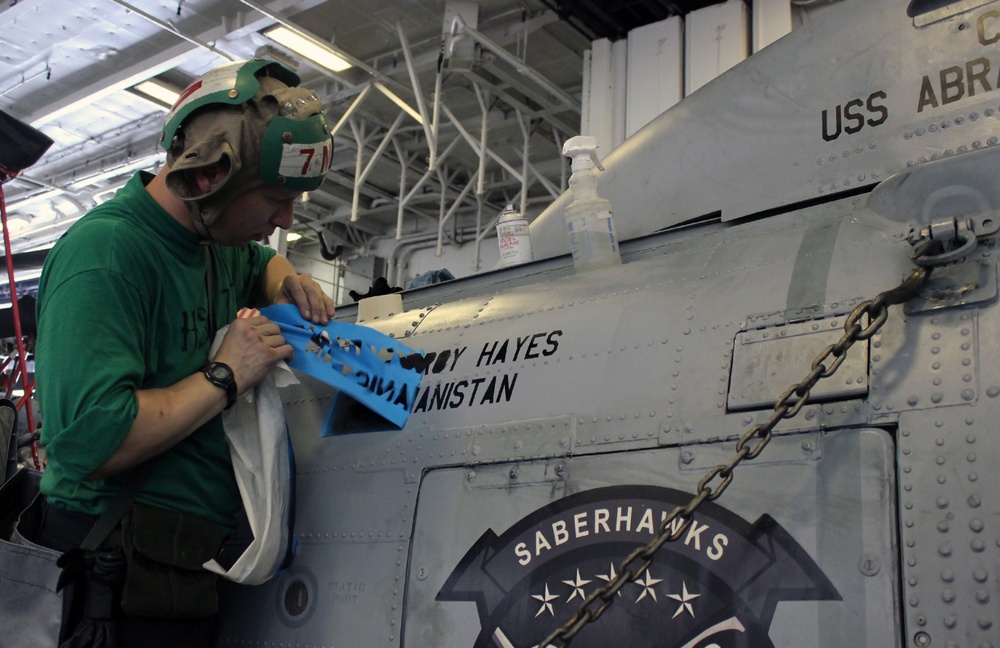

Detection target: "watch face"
[208, 363, 233, 382]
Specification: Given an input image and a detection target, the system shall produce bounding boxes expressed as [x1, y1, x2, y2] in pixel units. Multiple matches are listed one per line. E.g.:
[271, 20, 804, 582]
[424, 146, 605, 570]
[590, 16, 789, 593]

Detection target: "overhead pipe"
[330, 84, 373, 138]
[516, 108, 530, 217]
[373, 82, 424, 124]
[396, 137, 460, 240]
[352, 111, 405, 222]
[349, 119, 372, 224]
[553, 125, 567, 193]
[385, 231, 440, 288]
[474, 194, 483, 272]
[5, 195, 89, 255]
[475, 202, 509, 246]
[331, 258, 341, 305]
[441, 103, 523, 183]
[437, 175, 476, 256]
[474, 85, 490, 196]
[395, 22, 435, 149]
[451, 15, 581, 113]
[580, 49, 591, 138]
[110, 0, 237, 60]
[392, 138, 409, 241]
[393, 239, 439, 288]
[436, 169, 449, 252]
[0, 63, 52, 100]
[514, 110, 563, 199]
[528, 161, 561, 198]
[536, 0, 597, 41]
[388, 225, 482, 288]
[429, 61, 443, 169]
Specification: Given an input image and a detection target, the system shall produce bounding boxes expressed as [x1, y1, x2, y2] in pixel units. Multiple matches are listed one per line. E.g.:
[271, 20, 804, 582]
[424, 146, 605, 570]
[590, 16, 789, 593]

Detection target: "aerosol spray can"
[496, 204, 533, 267]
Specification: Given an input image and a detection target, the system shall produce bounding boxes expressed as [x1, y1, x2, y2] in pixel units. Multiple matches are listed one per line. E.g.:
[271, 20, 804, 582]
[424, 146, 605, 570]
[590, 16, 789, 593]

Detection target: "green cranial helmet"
[162, 59, 333, 239]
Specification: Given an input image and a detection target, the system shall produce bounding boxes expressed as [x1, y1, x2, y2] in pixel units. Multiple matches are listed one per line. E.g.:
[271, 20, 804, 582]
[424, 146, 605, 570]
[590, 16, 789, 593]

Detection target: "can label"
[497, 218, 533, 267]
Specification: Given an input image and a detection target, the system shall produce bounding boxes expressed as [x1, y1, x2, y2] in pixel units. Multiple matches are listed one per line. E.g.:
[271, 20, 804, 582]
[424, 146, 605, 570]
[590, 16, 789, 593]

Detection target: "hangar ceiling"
[543, 0, 722, 40]
[0, 0, 737, 288]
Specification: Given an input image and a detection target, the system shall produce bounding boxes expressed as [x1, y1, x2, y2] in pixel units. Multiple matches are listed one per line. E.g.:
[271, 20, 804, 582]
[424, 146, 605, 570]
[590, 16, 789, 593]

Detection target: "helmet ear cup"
[165, 141, 238, 201]
[259, 113, 333, 191]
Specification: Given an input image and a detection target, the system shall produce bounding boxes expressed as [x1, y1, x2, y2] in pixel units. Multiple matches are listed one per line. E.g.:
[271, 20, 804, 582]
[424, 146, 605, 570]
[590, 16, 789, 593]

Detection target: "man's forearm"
[87, 372, 228, 480]
[260, 254, 297, 305]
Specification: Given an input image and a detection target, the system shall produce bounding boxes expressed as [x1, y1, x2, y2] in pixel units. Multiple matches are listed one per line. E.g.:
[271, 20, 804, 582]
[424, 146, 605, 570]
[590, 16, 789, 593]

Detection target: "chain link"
[537, 266, 931, 648]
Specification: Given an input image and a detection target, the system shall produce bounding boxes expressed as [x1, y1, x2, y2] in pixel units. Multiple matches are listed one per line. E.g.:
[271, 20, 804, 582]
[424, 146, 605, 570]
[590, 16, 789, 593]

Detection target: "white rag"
[203, 326, 299, 584]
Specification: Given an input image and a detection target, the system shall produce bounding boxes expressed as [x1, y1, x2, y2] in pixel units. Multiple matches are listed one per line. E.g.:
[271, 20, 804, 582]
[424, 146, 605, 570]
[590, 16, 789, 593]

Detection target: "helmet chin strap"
[186, 170, 266, 243]
[189, 205, 216, 241]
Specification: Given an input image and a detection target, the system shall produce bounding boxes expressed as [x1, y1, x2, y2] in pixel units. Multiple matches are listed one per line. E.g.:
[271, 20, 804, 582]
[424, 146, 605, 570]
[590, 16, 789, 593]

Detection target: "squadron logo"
[438, 486, 839, 647]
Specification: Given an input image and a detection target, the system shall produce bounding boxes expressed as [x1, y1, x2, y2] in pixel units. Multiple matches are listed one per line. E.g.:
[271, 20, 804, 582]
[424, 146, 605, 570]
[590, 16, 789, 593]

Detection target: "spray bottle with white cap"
[561, 135, 621, 271]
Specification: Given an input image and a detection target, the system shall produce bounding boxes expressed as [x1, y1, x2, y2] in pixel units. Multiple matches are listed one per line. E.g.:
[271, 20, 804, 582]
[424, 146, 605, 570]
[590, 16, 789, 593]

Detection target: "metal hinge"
[906, 213, 1000, 266]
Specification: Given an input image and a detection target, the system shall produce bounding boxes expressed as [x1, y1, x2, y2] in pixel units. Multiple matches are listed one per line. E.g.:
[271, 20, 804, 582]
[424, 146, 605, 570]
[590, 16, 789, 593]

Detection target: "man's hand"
[261, 256, 335, 325]
[275, 272, 335, 324]
[213, 315, 292, 397]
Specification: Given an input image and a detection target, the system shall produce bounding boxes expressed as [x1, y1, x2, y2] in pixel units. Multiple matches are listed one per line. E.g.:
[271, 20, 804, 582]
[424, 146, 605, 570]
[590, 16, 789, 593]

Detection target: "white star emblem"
[668, 581, 700, 618]
[562, 569, 592, 603]
[595, 563, 623, 597]
[531, 583, 559, 618]
[634, 570, 663, 603]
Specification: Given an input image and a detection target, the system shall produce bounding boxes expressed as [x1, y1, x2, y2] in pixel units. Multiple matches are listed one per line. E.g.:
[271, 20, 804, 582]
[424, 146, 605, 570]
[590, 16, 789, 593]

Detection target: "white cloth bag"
[203, 327, 298, 585]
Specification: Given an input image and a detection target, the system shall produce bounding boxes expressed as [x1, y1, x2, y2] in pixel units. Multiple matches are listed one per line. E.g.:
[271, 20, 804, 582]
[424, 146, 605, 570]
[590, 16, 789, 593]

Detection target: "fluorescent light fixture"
[286, 231, 303, 242]
[68, 153, 165, 190]
[264, 25, 352, 73]
[29, 57, 185, 128]
[93, 180, 130, 204]
[131, 79, 181, 109]
[6, 188, 65, 212]
[374, 82, 424, 125]
[3, 215, 34, 234]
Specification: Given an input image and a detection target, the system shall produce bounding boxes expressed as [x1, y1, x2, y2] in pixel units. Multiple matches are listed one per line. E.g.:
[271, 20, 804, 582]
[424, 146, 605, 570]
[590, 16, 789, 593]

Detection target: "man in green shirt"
[33, 59, 335, 646]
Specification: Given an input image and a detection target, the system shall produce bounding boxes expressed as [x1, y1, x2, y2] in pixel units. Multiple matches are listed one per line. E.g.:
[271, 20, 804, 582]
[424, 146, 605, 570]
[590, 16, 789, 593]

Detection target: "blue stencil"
[262, 304, 424, 432]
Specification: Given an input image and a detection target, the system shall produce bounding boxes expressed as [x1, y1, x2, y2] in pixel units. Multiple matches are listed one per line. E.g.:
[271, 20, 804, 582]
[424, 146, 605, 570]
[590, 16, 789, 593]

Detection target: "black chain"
[537, 266, 931, 648]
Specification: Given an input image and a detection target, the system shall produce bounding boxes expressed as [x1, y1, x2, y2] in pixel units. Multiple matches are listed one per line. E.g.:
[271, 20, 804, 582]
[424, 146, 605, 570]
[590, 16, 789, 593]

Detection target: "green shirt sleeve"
[36, 267, 146, 484]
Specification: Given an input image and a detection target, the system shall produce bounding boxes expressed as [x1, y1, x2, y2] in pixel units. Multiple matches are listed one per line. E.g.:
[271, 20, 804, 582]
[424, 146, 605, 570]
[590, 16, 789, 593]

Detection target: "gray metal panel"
[897, 406, 1000, 648]
[870, 302, 981, 412]
[890, 250, 1000, 647]
[728, 314, 869, 411]
[219, 542, 410, 645]
[404, 429, 899, 647]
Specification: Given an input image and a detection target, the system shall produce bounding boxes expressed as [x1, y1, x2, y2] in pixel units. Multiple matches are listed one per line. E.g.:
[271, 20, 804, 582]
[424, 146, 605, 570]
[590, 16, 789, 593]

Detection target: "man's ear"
[188, 157, 233, 197]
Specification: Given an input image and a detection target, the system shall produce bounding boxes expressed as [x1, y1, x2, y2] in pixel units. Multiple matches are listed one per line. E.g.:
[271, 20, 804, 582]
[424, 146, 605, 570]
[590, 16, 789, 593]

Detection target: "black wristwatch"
[202, 361, 238, 410]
